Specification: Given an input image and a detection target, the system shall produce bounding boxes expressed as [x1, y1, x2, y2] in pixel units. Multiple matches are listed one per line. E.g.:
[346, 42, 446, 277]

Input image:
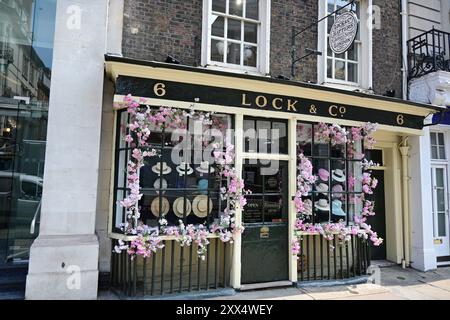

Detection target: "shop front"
[104, 55, 439, 297]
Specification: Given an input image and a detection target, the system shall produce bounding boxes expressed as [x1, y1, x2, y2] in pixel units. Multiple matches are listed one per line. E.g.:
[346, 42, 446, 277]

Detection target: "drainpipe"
[400, 0, 409, 100]
[399, 137, 410, 268]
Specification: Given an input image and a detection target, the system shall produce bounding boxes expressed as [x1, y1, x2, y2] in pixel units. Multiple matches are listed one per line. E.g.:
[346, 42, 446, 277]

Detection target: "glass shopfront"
[0, 0, 56, 268]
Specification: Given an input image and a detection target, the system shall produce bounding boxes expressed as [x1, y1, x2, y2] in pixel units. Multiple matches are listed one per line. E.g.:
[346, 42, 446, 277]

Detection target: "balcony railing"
[408, 28, 450, 81]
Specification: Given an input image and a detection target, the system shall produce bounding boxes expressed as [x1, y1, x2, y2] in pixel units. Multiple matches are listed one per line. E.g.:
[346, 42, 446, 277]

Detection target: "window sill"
[321, 81, 373, 94]
[201, 64, 268, 77]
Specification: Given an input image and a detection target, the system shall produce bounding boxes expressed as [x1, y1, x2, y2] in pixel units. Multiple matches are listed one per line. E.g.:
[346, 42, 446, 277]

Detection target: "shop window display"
[113, 107, 234, 232]
[296, 122, 365, 225]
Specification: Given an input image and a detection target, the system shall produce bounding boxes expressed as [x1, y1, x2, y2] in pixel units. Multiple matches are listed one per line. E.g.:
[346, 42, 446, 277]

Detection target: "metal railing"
[110, 238, 231, 297]
[408, 28, 450, 81]
[297, 234, 370, 282]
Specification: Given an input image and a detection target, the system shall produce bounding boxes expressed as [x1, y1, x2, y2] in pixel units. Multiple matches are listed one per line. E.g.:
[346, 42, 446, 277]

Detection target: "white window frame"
[430, 130, 447, 161]
[201, 0, 271, 75]
[317, 0, 372, 90]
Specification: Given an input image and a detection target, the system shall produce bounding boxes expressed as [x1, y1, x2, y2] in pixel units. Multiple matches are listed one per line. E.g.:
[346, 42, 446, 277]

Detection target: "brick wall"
[372, 0, 403, 98]
[122, 0, 203, 66]
[122, 0, 403, 97]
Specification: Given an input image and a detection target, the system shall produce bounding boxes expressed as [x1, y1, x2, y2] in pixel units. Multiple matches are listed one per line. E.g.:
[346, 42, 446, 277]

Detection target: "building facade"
[407, 0, 450, 270]
[0, 0, 446, 299]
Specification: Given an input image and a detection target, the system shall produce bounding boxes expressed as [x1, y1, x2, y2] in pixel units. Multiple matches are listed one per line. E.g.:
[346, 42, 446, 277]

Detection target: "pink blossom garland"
[114, 95, 247, 261]
[292, 122, 383, 259]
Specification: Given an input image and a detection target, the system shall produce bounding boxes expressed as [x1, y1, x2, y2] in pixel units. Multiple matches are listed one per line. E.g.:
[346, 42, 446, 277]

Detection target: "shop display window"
[113, 108, 233, 232]
[296, 122, 364, 225]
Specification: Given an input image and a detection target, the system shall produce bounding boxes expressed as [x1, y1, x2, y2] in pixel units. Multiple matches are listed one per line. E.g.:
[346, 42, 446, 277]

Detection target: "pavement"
[208, 265, 450, 300]
[98, 264, 450, 300]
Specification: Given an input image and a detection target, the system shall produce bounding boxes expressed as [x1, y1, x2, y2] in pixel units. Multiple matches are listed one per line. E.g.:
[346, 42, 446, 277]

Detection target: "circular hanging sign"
[329, 11, 358, 55]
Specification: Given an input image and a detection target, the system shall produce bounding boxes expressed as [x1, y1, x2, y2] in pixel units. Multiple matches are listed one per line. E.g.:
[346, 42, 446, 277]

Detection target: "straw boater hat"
[196, 161, 215, 174]
[315, 183, 329, 196]
[172, 197, 192, 218]
[151, 162, 172, 175]
[314, 199, 330, 211]
[176, 161, 193, 176]
[192, 195, 213, 218]
[150, 197, 170, 217]
[153, 178, 167, 194]
[332, 169, 346, 182]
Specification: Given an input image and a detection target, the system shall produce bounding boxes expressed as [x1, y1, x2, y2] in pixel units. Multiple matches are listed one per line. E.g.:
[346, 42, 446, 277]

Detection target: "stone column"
[26, 0, 108, 299]
[408, 125, 437, 271]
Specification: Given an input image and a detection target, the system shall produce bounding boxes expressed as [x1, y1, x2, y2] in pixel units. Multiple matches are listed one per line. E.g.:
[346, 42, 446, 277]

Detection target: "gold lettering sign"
[241, 93, 251, 106]
[272, 98, 283, 110]
[309, 104, 317, 114]
[255, 95, 268, 108]
[287, 99, 298, 111]
[397, 114, 404, 125]
[329, 105, 339, 117]
[153, 83, 166, 97]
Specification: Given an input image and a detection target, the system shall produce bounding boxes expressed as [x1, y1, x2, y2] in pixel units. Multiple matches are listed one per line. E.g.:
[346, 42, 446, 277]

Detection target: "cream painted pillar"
[230, 114, 244, 288]
[288, 118, 298, 282]
[408, 125, 437, 271]
[106, 0, 124, 55]
[26, 0, 109, 299]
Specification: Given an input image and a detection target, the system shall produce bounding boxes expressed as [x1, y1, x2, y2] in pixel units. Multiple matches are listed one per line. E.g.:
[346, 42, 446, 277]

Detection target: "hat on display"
[332, 169, 346, 182]
[303, 199, 313, 216]
[176, 161, 193, 176]
[198, 179, 208, 195]
[196, 161, 215, 174]
[331, 200, 346, 216]
[151, 162, 172, 175]
[153, 178, 168, 195]
[318, 168, 329, 182]
[172, 197, 192, 218]
[315, 183, 329, 196]
[150, 197, 170, 217]
[332, 184, 344, 198]
[314, 199, 330, 211]
[192, 195, 213, 218]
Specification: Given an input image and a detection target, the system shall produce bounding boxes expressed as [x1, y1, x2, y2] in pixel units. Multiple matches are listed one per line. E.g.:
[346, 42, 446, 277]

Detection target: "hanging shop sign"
[329, 11, 358, 54]
[116, 76, 425, 130]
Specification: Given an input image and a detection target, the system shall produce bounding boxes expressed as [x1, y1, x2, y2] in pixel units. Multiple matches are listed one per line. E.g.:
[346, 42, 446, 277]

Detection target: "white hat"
[176, 161, 193, 176]
[192, 195, 213, 218]
[314, 199, 330, 211]
[153, 178, 167, 194]
[151, 162, 172, 175]
[332, 169, 346, 182]
[150, 197, 170, 217]
[315, 183, 329, 196]
[172, 197, 192, 218]
[196, 161, 215, 174]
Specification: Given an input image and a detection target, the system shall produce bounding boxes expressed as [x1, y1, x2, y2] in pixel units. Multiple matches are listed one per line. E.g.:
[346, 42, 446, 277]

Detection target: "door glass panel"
[438, 212, 446, 237]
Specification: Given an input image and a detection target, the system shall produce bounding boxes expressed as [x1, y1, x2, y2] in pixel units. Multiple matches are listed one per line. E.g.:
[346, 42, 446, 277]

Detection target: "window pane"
[211, 15, 224, 37]
[431, 132, 437, 145]
[243, 45, 257, 67]
[245, 0, 259, 19]
[439, 146, 446, 159]
[437, 189, 445, 211]
[436, 168, 444, 187]
[438, 212, 446, 237]
[264, 195, 284, 223]
[438, 133, 445, 145]
[327, 59, 333, 78]
[328, 1, 334, 14]
[272, 121, 288, 154]
[211, 39, 225, 62]
[229, 0, 243, 16]
[212, 0, 226, 12]
[348, 43, 358, 61]
[327, 15, 334, 34]
[432, 146, 438, 159]
[227, 42, 241, 64]
[227, 18, 241, 40]
[244, 22, 257, 43]
[335, 60, 345, 80]
[348, 62, 357, 83]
